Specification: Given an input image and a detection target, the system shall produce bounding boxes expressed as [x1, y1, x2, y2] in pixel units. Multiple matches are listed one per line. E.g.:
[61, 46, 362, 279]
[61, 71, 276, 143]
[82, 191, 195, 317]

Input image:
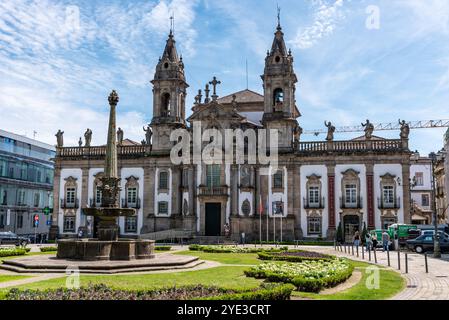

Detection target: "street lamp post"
[429, 152, 441, 258]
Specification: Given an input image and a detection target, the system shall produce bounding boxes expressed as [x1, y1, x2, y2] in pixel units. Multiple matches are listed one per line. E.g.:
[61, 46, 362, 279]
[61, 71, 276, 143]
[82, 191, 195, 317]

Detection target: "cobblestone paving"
[305, 245, 449, 300]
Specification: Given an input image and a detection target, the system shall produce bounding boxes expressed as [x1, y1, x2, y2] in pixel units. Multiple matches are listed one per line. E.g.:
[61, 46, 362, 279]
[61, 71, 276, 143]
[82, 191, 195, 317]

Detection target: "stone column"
[231, 165, 238, 216]
[327, 164, 336, 238]
[366, 163, 375, 229]
[80, 167, 89, 231]
[402, 161, 411, 224]
[49, 164, 61, 240]
[292, 164, 302, 239]
[141, 165, 155, 233]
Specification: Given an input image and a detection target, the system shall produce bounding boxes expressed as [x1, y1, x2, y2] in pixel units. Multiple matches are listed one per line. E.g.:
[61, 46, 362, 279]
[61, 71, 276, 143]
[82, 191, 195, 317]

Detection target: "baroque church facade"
[50, 22, 412, 242]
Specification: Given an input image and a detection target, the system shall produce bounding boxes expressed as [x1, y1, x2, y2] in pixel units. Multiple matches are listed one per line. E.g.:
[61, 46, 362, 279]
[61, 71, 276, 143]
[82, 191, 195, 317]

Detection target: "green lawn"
[174, 250, 261, 265]
[293, 261, 405, 300]
[0, 275, 31, 283]
[7, 266, 262, 292]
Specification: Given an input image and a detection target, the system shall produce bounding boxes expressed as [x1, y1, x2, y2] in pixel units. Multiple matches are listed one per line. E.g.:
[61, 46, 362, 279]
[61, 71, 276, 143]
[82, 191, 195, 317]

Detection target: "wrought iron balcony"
[121, 198, 141, 209]
[199, 185, 229, 197]
[89, 198, 102, 208]
[377, 196, 401, 209]
[60, 198, 79, 209]
[303, 197, 325, 209]
[340, 196, 363, 209]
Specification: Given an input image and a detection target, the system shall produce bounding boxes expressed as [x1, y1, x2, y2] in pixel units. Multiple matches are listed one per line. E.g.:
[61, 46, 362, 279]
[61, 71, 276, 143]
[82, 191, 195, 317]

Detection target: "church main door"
[205, 203, 221, 236]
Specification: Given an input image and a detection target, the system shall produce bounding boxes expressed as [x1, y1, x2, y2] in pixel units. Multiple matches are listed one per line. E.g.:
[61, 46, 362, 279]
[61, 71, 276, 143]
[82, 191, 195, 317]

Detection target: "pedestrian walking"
[365, 232, 372, 251]
[382, 230, 390, 252]
[353, 231, 361, 249]
[372, 233, 378, 249]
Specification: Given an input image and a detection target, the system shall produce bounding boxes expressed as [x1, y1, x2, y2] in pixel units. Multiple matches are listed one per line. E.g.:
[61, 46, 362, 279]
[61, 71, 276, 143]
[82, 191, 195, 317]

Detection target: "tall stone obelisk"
[105, 90, 118, 180]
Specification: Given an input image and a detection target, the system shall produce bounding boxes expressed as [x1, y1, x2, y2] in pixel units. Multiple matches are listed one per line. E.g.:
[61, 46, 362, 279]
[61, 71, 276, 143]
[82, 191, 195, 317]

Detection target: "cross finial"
[169, 13, 174, 36]
[209, 76, 221, 101]
[277, 4, 281, 29]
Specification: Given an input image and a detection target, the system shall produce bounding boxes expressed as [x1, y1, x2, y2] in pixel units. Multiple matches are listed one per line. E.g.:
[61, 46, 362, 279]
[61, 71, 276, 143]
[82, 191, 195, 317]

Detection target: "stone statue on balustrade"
[143, 125, 152, 146]
[78, 137, 83, 147]
[117, 127, 124, 145]
[84, 128, 93, 147]
[362, 119, 374, 140]
[399, 119, 410, 139]
[293, 125, 303, 144]
[324, 121, 335, 141]
[55, 129, 64, 148]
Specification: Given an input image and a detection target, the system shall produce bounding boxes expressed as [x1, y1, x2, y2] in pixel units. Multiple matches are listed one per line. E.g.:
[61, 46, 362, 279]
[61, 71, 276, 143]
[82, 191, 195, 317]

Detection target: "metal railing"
[199, 185, 229, 196]
[303, 197, 325, 209]
[377, 196, 401, 209]
[340, 196, 363, 209]
[60, 198, 79, 209]
[121, 198, 141, 209]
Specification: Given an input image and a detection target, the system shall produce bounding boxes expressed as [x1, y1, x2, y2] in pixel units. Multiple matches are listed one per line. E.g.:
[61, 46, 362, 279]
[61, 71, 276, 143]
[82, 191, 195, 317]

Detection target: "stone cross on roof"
[209, 76, 221, 101]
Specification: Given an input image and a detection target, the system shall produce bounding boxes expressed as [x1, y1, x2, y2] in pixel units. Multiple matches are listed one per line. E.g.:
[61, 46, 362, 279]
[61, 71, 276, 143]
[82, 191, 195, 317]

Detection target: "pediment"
[187, 101, 245, 123]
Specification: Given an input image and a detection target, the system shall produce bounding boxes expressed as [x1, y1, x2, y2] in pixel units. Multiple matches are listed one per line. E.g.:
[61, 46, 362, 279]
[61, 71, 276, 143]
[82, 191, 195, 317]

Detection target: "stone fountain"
[57, 90, 155, 261]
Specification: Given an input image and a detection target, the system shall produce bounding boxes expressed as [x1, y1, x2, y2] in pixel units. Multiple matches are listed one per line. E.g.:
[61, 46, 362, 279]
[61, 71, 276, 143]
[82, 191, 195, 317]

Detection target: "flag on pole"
[259, 195, 263, 245]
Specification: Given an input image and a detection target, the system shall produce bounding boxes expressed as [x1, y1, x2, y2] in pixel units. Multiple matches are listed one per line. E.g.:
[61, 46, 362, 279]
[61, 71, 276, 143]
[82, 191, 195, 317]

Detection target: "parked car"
[406, 234, 449, 253]
[0, 232, 30, 246]
[420, 230, 449, 238]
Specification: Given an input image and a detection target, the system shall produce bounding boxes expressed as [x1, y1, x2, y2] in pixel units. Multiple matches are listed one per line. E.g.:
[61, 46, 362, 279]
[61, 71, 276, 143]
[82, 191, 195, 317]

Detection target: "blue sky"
[1, 0, 448, 154]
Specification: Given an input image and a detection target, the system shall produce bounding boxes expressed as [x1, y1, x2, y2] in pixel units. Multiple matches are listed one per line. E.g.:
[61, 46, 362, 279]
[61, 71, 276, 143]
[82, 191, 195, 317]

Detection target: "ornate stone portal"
[57, 90, 155, 261]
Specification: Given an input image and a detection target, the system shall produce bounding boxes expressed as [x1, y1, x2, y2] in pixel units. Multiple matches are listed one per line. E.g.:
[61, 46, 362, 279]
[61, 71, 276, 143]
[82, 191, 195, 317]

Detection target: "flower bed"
[5, 283, 294, 300]
[258, 250, 334, 262]
[245, 259, 353, 293]
[188, 244, 288, 253]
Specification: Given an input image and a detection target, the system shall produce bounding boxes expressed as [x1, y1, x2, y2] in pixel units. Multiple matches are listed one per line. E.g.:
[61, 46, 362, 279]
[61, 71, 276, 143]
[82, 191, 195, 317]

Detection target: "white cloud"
[0, 0, 198, 146]
[290, 0, 346, 49]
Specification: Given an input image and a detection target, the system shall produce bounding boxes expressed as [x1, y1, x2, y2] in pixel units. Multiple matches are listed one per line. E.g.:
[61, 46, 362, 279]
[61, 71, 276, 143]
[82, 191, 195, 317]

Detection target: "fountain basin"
[57, 238, 155, 261]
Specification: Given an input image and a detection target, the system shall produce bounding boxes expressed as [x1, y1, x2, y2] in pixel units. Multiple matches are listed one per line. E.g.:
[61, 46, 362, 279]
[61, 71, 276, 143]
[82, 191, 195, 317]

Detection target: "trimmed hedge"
[257, 250, 335, 262]
[251, 240, 334, 246]
[154, 246, 171, 251]
[39, 247, 58, 252]
[5, 283, 294, 300]
[0, 248, 27, 257]
[188, 244, 288, 253]
[204, 284, 295, 300]
[244, 259, 354, 293]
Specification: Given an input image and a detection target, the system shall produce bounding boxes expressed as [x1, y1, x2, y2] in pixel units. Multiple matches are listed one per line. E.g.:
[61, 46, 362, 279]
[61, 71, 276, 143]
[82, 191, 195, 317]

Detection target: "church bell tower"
[261, 14, 300, 151]
[150, 26, 189, 152]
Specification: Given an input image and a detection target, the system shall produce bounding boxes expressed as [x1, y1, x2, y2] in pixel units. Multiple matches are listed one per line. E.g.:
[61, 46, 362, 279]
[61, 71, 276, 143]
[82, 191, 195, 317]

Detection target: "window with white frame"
[383, 186, 395, 206]
[63, 216, 75, 232]
[159, 171, 168, 190]
[127, 187, 137, 206]
[308, 217, 321, 234]
[66, 187, 76, 206]
[273, 171, 283, 189]
[345, 184, 357, 205]
[125, 216, 137, 233]
[206, 165, 221, 188]
[33, 192, 40, 207]
[308, 186, 320, 207]
[158, 201, 168, 215]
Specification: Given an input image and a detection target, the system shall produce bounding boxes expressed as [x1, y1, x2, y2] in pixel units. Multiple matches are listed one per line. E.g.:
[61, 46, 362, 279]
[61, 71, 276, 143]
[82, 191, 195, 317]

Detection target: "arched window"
[161, 93, 171, 116]
[273, 88, 284, 108]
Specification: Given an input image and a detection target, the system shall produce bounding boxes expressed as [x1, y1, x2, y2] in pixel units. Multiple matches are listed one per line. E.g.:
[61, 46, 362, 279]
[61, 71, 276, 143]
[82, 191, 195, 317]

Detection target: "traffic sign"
[34, 220, 39, 227]
[34, 214, 39, 221]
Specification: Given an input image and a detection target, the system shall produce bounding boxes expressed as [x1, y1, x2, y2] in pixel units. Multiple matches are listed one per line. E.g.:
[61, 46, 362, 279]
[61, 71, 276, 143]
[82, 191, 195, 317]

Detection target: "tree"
[336, 222, 343, 243]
